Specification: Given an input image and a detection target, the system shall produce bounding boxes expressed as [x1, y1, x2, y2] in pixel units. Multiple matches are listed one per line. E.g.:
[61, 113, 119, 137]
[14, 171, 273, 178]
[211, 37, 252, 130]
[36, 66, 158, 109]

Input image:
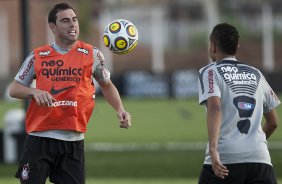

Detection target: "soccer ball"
[103, 19, 138, 54]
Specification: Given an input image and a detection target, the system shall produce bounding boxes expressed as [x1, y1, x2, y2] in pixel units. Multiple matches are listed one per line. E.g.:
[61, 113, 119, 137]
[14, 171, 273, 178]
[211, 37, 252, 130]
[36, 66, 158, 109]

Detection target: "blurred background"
[0, 0, 282, 183]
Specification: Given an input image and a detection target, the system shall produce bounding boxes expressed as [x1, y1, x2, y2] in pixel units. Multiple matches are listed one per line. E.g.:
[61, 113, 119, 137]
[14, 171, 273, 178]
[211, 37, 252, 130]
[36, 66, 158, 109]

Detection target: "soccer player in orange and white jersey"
[9, 3, 131, 184]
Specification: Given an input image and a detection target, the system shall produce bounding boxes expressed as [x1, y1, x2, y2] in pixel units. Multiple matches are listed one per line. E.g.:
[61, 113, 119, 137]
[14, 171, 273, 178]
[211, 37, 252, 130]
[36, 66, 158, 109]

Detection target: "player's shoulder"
[74, 41, 94, 54]
[26, 51, 35, 58]
[22, 51, 35, 64]
[238, 61, 261, 73]
[92, 46, 104, 57]
[216, 59, 262, 74]
[33, 44, 56, 58]
[75, 41, 105, 63]
[34, 44, 51, 53]
[77, 40, 93, 48]
[199, 62, 216, 75]
[35, 44, 51, 49]
[75, 40, 103, 54]
[93, 47, 105, 64]
[93, 46, 101, 53]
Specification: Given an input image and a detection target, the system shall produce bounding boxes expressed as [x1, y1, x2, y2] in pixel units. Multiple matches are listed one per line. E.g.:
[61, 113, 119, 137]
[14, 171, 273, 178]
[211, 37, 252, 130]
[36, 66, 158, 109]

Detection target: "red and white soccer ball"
[103, 19, 138, 54]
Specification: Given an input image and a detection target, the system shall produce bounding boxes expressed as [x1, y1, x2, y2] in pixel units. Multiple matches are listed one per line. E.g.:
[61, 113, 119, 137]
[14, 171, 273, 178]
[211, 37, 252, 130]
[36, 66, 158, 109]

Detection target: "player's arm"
[207, 96, 221, 155]
[99, 80, 131, 128]
[261, 76, 280, 139]
[10, 80, 55, 107]
[206, 96, 228, 179]
[92, 48, 131, 128]
[263, 109, 278, 139]
[10, 80, 36, 99]
[199, 67, 228, 179]
[9, 53, 55, 106]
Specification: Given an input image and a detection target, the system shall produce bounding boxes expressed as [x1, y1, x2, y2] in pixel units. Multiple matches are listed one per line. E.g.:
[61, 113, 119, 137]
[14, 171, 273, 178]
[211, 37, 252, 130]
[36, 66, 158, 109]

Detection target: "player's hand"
[32, 88, 56, 106]
[117, 111, 131, 129]
[210, 150, 229, 179]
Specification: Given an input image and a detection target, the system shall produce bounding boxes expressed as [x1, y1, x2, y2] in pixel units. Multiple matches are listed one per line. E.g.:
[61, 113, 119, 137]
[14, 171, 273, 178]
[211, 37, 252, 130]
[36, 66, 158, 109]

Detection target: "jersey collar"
[50, 42, 71, 54]
[221, 56, 237, 61]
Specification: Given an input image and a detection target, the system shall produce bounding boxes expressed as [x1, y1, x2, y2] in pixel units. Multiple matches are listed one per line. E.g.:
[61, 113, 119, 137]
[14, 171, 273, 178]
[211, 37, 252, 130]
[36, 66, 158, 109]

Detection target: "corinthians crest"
[21, 163, 30, 181]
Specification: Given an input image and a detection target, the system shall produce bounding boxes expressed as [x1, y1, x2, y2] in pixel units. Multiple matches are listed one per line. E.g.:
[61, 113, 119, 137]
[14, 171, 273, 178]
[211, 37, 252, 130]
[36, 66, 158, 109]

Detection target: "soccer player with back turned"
[9, 3, 131, 184]
[198, 23, 280, 184]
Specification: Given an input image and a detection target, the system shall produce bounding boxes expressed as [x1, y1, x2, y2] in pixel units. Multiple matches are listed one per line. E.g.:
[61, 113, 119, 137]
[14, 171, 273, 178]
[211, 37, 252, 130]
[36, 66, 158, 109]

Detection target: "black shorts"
[15, 135, 85, 184]
[198, 163, 277, 184]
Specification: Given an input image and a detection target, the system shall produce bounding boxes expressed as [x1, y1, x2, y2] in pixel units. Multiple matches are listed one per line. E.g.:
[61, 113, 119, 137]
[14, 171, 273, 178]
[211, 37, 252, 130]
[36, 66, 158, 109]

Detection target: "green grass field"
[2, 178, 282, 184]
[0, 178, 200, 184]
[0, 96, 281, 183]
[88, 97, 207, 143]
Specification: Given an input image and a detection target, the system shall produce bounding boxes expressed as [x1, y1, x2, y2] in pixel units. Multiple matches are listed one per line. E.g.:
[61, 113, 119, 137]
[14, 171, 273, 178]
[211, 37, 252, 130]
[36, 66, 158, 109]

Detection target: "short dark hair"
[48, 3, 76, 24]
[210, 23, 239, 55]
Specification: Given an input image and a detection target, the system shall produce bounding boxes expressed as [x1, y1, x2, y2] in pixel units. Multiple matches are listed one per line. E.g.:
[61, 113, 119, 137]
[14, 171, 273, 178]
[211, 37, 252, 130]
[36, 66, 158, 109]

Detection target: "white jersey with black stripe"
[198, 57, 280, 165]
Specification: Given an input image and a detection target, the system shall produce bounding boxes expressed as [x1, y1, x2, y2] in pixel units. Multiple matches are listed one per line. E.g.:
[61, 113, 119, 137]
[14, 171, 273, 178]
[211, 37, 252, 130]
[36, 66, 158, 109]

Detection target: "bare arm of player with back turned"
[261, 77, 279, 139]
[263, 109, 278, 139]
[206, 96, 229, 179]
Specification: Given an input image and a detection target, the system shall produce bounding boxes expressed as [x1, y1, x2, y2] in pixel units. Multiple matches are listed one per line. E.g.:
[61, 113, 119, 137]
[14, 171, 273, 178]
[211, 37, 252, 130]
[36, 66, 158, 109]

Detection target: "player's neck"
[216, 53, 235, 61]
[55, 40, 77, 50]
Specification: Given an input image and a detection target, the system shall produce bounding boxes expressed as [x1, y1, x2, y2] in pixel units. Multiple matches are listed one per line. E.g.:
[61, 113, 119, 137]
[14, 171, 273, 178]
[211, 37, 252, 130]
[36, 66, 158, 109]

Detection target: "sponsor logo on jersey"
[19, 58, 34, 80]
[97, 51, 105, 64]
[50, 85, 75, 95]
[102, 69, 110, 79]
[39, 50, 51, 56]
[208, 69, 214, 93]
[218, 64, 261, 95]
[220, 66, 257, 85]
[49, 100, 78, 107]
[77, 47, 89, 55]
[238, 102, 255, 110]
[233, 96, 256, 118]
[40, 60, 82, 82]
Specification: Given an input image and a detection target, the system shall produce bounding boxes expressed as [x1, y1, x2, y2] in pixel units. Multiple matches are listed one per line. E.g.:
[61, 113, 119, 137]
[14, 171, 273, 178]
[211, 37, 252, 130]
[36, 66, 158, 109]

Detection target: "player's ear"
[211, 41, 216, 53]
[49, 23, 56, 33]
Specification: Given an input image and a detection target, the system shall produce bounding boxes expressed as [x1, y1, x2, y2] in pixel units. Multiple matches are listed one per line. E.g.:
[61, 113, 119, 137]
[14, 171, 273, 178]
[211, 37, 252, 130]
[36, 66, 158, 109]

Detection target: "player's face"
[51, 9, 79, 47]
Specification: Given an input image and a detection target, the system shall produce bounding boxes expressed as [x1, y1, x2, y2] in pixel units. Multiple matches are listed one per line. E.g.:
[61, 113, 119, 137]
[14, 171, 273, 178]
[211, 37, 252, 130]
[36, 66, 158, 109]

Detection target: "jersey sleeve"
[198, 65, 221, 105]
[92, 47, 111, 83]
[14, 52, 35, 86]
[261, 76, 281, 113]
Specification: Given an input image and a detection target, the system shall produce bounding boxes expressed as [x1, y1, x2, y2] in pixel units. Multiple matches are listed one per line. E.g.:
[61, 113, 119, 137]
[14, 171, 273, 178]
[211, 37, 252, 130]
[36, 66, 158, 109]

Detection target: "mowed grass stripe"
[87, 97, 282, 143]
[85, 141, 282, 151]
